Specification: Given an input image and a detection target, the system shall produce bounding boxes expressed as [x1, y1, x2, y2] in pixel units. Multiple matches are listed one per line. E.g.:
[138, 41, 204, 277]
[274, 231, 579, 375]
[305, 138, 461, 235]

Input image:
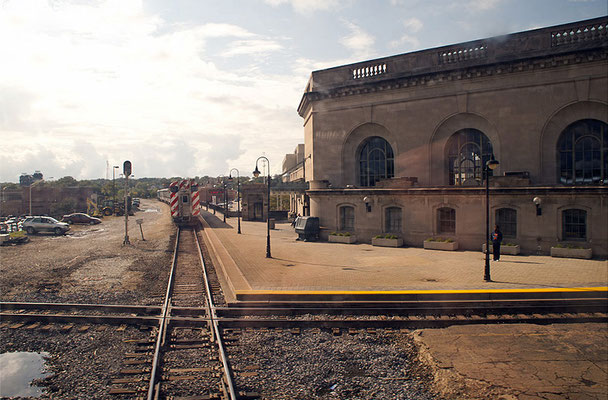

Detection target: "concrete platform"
[198, 211, 607, 303]
[198, 210, 607, 399]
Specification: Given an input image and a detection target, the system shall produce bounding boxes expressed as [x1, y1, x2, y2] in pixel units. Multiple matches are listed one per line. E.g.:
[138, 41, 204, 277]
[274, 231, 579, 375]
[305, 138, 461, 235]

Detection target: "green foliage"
[426, 237, 454, 242]
[554, 243, 586, 249]
[50, 199, 78, 217]
[376, 234, 398, 239]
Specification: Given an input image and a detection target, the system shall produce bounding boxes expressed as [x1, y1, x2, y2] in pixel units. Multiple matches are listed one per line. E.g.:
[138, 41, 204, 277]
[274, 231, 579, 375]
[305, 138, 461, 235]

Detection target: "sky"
[0, 0, 606, 182]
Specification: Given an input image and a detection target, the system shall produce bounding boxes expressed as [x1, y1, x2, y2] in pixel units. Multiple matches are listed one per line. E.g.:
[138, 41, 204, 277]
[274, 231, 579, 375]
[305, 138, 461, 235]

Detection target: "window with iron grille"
[384, 207, 402, 233]
[339, 206, 355, 231]
[562, 209, 587, 240]
[446, 129, 494, 186]
[359, 136, 394, 187]
[496, 208, 517, 238]
[437, 207, 456, 234]
[558, 119, 607, 185]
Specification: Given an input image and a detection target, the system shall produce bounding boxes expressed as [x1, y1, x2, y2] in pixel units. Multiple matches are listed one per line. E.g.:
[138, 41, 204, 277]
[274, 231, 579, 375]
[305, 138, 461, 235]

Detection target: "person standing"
[492, 225, 503, 261]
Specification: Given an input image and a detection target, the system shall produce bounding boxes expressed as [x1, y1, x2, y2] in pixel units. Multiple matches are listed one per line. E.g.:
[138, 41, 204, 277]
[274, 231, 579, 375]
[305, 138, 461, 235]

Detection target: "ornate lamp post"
[484, 155, 499, 282]
[229, 168, 241, 234]
[253, 156, 271, 258]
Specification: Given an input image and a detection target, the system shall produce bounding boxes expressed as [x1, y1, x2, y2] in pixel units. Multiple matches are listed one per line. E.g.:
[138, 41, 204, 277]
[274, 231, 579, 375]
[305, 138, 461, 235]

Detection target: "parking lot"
[0, 199, 174, 305]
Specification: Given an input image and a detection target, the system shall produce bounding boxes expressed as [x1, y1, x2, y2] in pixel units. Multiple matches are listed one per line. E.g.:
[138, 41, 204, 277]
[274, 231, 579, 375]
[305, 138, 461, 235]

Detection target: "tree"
[55, 176, 78, 187]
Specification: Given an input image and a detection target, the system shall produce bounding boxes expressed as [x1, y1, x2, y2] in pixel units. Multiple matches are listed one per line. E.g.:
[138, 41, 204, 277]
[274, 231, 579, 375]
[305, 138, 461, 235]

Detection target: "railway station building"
[297, 17, 608, 257]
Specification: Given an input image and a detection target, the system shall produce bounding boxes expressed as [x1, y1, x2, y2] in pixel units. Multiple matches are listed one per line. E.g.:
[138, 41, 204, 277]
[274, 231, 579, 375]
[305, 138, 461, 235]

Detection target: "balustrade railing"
[551, 21, 606, 46]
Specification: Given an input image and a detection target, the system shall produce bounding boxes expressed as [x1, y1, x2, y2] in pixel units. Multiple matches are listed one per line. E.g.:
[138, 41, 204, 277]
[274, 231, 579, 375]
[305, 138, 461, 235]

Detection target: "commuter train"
[157, 179, 200, 226]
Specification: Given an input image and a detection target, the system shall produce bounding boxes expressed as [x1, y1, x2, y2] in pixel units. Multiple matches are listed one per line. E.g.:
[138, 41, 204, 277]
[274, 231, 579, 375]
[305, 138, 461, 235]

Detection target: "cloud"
[467, 0, 502, 11]
[390, 34, 420, 50]
[220, 39, 283, 57]
[403, 17, 423, 33]
[0, 0, 305, 181]
[263, 0, 341, 14]
[339, 21, 376, 60]
[389, 17, 423, 50]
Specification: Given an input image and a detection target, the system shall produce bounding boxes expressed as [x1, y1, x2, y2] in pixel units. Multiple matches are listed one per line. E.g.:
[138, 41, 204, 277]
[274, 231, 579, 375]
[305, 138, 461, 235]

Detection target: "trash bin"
[268, 218, 275, 230]
[294, 216, 320, 241]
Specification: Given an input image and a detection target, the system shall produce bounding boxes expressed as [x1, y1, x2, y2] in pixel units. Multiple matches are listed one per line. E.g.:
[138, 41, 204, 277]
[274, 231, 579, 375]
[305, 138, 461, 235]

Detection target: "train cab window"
[182, 195, 189, 203]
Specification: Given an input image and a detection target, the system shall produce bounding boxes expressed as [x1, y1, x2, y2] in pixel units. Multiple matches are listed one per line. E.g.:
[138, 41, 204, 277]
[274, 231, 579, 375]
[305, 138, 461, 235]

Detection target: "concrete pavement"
[198, 209, 607, 399]
[199, 210, 606, 301]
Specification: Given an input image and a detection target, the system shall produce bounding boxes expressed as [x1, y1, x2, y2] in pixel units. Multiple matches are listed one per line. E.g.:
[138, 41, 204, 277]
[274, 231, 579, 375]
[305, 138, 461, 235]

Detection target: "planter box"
[550, 246, 592, 259]
[424, 240, 458, 251]
[482, 243, 520, 255]
[328, 235, 357, 244]
[372, 237, 403, 247]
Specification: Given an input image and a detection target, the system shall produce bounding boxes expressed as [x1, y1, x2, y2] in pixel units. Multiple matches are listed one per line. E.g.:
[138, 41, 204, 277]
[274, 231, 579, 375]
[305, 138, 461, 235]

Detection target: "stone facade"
[297, 17, 608, 256]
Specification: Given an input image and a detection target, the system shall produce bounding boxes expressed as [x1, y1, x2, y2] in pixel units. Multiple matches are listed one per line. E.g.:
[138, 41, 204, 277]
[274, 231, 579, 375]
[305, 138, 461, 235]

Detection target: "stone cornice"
[307, 186, 608, 196]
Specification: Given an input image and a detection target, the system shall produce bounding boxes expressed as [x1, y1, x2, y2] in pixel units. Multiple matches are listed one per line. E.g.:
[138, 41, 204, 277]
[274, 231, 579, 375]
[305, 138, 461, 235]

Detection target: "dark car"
[61, 213, 102, 225]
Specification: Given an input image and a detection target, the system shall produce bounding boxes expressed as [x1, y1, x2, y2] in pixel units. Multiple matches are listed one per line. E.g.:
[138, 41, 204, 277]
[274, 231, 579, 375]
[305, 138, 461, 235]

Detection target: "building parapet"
[299, 17, 607, 116]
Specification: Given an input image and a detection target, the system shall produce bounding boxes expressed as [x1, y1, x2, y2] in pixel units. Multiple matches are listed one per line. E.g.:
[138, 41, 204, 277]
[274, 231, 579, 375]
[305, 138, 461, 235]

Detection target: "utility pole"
[123, 161, 132, 245]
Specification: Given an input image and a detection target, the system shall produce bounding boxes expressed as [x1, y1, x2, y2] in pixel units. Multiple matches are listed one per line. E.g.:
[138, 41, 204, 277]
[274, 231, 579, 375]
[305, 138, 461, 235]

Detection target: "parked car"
[22, 216, 70, 235]
[132, 198, 140, 207]
[61, 213, 102, 225]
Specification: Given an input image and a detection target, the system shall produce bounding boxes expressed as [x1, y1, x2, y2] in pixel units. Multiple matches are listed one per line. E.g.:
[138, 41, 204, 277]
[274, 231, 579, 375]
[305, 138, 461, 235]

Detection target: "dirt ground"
[0, 199, 175, 305]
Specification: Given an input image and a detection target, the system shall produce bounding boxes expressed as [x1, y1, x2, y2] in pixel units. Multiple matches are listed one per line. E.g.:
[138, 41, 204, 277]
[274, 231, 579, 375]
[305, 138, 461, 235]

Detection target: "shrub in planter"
[424, 237, 458, 251]
[328, 232, 357, 244]
[482, 242, 520, 255]
[550, 244, 592, 259]
[372, 234, 403, 247]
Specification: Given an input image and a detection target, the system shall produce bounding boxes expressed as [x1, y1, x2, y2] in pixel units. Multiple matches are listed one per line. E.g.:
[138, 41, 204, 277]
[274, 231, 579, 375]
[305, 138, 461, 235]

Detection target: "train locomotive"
[157, 179, 200, 226]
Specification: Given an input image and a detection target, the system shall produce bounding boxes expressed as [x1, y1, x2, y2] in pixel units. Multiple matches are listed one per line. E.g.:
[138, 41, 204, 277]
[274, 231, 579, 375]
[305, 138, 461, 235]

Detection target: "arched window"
[495, 208, 517, 238]
[562, 209, 587, 240]
[446, 129, 494, 186]
[339, 206, 355, 231]
[359, 137, 394, 187]
[384, 207, 402, 233]
[558, 119, 608, 185]
[437, 207, 455, 234]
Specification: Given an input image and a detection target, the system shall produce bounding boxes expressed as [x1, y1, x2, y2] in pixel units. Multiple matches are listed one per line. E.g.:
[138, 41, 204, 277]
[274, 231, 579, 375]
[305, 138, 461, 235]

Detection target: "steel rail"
[214, 314, 607, 329]
[215, 299, 608, 316]
[0, 302, 162, 314]
[0, 312, 160, 325]
[147, 226, 180, 400]
[193, 226, 238, 400]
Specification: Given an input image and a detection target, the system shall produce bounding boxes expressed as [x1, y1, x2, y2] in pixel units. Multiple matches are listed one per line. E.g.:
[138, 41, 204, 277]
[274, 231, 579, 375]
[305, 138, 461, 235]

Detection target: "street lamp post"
[222, 177, 227, 223]
[29, 179, 46, 215]
[229, 168, 241, 234]
[484, 155, 500, 282]
[253, 156, 271, 258]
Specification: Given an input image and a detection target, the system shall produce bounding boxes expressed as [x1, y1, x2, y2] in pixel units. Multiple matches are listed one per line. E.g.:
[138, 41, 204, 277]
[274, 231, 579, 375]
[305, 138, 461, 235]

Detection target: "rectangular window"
[385, 207, 402, 233]
[340, 206, 355, 231]
[437, 208, 456, 234]
[496, 208, 517, 238]
[563, 209, 586, 240]
[182, 195, 189, 203]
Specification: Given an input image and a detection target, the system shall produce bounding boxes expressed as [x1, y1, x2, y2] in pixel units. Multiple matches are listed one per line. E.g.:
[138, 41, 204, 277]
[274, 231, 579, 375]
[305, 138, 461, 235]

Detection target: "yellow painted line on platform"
[236, 287, 608, 295]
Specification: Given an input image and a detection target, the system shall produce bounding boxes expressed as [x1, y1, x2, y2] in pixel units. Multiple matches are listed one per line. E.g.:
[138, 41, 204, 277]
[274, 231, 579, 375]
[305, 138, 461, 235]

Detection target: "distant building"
[297, 17, 608, 256]
[281, 144, 310, 216]
[1, 185, 94, 217]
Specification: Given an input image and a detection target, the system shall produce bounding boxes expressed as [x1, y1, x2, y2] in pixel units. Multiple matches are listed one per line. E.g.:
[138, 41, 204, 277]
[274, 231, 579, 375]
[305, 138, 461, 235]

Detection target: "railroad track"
[1, 224, 607, 398]
[138, 226, 241, 400]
